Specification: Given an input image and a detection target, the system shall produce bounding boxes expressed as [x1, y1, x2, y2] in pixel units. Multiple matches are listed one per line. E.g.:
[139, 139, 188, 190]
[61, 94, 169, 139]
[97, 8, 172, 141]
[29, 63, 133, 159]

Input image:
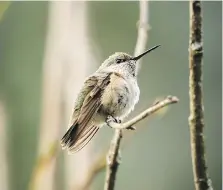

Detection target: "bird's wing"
[67, 74, 98, 126]
[61, 71, 112, 152]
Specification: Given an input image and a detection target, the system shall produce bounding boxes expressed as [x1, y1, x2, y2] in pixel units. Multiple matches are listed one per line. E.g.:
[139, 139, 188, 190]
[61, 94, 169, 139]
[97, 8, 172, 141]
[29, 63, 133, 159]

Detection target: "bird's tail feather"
[60, 124, 78, 149]
[60, 124, 99, 153]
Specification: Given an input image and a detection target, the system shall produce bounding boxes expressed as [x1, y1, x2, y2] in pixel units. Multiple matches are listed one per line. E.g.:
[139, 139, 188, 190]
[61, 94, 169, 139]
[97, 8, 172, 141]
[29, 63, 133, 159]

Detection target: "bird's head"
[98, 45, 161, 77]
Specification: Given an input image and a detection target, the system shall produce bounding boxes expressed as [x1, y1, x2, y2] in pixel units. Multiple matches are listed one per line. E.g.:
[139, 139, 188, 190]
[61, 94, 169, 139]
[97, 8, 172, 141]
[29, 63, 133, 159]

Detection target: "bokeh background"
[0, 1, 221, 190]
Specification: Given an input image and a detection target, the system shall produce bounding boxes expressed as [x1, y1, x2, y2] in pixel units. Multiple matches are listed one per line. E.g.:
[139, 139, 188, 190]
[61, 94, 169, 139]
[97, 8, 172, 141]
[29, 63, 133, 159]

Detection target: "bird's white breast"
[101, 73, 139, 120]
[125, 76, 140, 115]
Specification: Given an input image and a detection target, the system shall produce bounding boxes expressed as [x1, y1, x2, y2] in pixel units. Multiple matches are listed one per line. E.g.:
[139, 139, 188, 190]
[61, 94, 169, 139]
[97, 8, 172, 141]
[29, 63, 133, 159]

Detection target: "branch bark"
[104, 130, 122, 190]
[188, 1, 213, 190]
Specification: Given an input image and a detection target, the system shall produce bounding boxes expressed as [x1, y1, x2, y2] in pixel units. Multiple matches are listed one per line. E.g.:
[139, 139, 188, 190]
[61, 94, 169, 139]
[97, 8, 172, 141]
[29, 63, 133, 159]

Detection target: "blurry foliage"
[0, 2, 11, 21]
[0, 2, 48, 190]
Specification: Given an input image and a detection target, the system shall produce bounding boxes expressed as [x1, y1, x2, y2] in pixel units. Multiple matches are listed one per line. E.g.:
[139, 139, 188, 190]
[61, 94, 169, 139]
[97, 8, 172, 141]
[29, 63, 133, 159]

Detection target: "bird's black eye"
[116, 58, 124, 64]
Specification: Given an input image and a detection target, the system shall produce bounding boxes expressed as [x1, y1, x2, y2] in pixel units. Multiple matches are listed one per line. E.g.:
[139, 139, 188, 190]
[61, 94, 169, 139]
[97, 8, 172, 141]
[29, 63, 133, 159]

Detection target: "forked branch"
[103, 1, 179, 189]
[104, 96, 179, 190]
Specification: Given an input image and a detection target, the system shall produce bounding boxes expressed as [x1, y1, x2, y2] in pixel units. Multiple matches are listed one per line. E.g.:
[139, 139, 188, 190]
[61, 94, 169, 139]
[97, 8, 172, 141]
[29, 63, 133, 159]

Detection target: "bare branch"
[104, 96, 179, 190]
[79, 96, 179, 190]
[104, 129, 122, 190]
[188, 1, 213, 190]
[134, 0, 150, 69]
[108, 96, 179, 130]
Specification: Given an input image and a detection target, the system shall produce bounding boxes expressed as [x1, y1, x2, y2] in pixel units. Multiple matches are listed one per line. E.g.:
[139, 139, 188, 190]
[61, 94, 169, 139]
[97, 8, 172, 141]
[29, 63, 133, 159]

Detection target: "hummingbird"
[60, 45, 160, 153]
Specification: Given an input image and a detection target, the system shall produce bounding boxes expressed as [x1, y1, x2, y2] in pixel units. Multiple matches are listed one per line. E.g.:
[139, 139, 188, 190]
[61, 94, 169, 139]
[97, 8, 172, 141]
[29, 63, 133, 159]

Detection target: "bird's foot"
[114, 118, 121, 123]
[106, 115, 136, 130]
[106, 115, 121, 128]
[106, 115, 121, 124]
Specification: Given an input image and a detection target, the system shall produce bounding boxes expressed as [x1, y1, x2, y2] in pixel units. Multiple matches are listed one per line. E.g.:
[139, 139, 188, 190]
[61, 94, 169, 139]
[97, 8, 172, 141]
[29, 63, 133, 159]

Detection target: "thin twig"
[108, 96, 179, 130]
[104, 96, 179, 190]
[104, 129, 122, 190]
[134, 0, 150, 71]
[188, 1, 213, 190]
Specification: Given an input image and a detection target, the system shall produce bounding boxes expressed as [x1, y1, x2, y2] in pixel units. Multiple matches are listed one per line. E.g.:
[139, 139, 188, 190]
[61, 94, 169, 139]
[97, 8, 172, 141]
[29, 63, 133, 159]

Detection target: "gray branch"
[188, 1, 213, 190]
[104, 129, 122, 190]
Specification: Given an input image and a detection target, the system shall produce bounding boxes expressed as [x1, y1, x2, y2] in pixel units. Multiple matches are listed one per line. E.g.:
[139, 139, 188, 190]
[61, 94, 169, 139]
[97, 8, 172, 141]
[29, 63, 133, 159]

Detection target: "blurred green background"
[0, 1, 221, 190]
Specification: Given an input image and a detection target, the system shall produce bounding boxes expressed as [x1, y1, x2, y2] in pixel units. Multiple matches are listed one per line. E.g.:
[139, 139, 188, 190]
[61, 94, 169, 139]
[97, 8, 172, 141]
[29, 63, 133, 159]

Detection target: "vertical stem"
[104, 130, 122, 190]
[189, 1, 212, 190]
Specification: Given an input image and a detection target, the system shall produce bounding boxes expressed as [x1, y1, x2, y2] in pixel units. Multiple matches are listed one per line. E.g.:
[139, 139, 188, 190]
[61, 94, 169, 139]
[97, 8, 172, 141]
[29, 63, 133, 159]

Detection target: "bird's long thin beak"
[131, 45, 161, 61]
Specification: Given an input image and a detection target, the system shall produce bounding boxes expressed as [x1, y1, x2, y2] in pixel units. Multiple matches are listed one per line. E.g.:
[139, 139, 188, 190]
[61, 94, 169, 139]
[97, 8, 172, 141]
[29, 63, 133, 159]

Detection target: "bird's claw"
[106, 115, 135, 130]
[114, 118, 121, 123]
[106, 115, 121, 124]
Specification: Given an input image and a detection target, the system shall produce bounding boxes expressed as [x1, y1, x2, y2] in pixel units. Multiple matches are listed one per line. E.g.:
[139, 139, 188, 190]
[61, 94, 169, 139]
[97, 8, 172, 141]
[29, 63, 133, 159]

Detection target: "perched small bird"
[61, 45, 160, 153]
